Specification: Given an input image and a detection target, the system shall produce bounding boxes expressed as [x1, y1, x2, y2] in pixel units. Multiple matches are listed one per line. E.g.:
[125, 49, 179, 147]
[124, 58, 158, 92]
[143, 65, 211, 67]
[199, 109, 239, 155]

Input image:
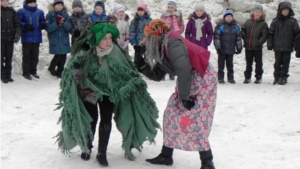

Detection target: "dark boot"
[96, 124, 112, 167]
[81, 139, 93, 161]
[273, 77, 279, 85]
[145, 145, 174, 166]
[200, 149, 215, 169]
[278, 77, 287, 85]
[228, 79, 236, 84]
[243, 79, 251, 84]
[218, 80, 225, 84]
[169, 75, 175, 80]
[254, 78, 262, 84]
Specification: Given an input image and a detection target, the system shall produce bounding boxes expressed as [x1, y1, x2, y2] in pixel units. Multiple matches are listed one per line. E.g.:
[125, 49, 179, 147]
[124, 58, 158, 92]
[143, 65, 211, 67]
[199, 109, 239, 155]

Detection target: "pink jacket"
[160, 10, 185, 34]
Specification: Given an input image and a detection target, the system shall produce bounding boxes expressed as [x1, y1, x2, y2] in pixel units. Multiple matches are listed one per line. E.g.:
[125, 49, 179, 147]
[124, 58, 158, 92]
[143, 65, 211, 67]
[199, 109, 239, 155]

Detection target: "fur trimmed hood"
[215, 18, 236, 25]
[162, 10, 181, 17]
[48, 3, 68, 14]
[108, 13, 130, 22]
[188, 12, 211, 20]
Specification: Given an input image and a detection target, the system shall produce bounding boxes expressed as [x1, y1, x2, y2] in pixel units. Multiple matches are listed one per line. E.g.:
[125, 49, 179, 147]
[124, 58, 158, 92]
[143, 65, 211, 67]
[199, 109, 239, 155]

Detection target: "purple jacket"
[185, 12, 213, 49]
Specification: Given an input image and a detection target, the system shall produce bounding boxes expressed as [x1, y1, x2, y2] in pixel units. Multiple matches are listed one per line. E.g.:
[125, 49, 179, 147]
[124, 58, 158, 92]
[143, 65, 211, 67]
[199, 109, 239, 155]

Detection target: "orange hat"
[144, 19, 170, 36]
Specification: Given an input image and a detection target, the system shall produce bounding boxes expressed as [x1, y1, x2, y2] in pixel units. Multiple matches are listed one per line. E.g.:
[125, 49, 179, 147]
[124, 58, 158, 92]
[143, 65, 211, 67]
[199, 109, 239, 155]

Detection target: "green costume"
[55, 22, 161, 160]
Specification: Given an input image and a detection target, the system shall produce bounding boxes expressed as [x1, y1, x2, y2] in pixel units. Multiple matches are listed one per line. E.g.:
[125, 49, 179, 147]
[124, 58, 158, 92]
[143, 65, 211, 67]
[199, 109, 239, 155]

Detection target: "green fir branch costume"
[55, 22, 161, 160]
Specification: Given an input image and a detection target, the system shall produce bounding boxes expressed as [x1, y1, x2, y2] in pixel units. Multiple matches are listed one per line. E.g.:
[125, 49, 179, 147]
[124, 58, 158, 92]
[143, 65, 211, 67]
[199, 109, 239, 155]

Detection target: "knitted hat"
[94, 1, 105, 10]
[223, 9, 233, 18]
[25, 0, 36, 4]
[167, 0, 177, 9]
[86, 23, 119, 45]
[144, 19, 170, 36]
[72, 0, 82, 8]
[114, 4, 125, 14]
[253, 5, 263, 12]
[53, 0, 64, 6]
[137, 3, 148, 12]
[194, 3, 205, 12]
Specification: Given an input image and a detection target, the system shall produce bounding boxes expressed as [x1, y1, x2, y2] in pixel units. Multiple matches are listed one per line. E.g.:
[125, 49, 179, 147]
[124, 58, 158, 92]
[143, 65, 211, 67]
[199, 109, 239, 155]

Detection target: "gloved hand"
[182, 97, 196, 110]
[235, 50, 241, 54]
[56, 15, 66, 27]
[72, 63, 84, 84]
[74, 29, 81, 37]
[217, 49, 223, 55]
[13, 35, 20, 43]
[24, 24, 35, 31]
[133, 45, 142, 51]
[40, 23, 47, 29]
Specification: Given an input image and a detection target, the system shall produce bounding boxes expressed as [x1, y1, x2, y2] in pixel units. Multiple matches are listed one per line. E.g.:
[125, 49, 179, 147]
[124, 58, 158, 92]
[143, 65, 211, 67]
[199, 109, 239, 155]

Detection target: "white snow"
[2, 0, 300, 168]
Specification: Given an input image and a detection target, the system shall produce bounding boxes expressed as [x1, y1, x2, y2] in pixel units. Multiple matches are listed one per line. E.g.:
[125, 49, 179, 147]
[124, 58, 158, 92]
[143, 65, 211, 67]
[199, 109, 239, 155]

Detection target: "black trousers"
[83, 96, 114, 137]
[134, 45, 146, 68]
[244, 49, 263, 79]
[217, 54, 234, 80]
[49, 54, 67, 76]
[274, 51, 291, 79]
[1, 41, 14, 79]
[22, 43, 40, 75]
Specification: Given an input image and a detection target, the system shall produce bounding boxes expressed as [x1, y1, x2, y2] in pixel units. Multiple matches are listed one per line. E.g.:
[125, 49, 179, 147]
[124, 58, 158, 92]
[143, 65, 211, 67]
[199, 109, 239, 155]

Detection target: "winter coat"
[109, 14, 130, 50]
[213, 19, 243, 55]
[70, 11, 92, 44]
[296, 34, 300, 58]
[1, 6, 22, 42]
[129, 13, 152, 46]
[185, 12, 213, 49]
[241, 13, 268, 50]
[89, 10, 109, 22]
[45, 4, 72, 54]
[160, 10, 185, 34]
[17, 3, 45, 44]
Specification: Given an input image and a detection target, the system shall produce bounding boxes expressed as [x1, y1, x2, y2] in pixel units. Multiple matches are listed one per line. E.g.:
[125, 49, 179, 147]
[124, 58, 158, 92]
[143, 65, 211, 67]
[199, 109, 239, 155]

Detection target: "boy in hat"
[241, 5, 268, 84]
[17, 0, 46, 80]
[89, 0, 109, 22]
[267, 1, 300, 85]
[45, 0, 72, 78]
[70, 0, 92, 44]
[213, 9, 243, 84]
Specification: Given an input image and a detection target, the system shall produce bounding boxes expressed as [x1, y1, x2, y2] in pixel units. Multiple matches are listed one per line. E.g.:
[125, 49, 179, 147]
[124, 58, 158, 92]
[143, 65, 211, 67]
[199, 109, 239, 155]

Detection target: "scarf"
[194, 17, 207, 41]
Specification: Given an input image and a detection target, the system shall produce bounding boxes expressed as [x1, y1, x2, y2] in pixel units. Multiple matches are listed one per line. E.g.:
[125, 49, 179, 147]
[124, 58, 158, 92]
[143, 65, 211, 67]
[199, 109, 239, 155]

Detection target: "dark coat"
[267, 2, 300, 52]
[45, 4, 72, 54]
[17, 3, 46, 43]
[241, 13, 268, 50]
[213, 19, 243, 54]
[1, 6, 22, 42]
[296, 35, 300, 58]
[185, 12, 213, 49]
[70, 11, 92, 44]
[129, 13, 152, 45]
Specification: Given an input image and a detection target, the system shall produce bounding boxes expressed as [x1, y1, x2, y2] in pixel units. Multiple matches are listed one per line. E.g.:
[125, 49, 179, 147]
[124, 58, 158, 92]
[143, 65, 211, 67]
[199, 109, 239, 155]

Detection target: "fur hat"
[25, 0, 36, 4]
[253, 5, 263, 12]
[114, 4, 125, 14]
[86, 23, 119, 45]
[137, 3, 148, 12]
[223, 9, 233, 18]
[72, 0, 82, 8]
[167, 0, 177, 9]
[53, 0, 64, 6]
[194, 3, 205, 12]
[94, 1, 105, 10]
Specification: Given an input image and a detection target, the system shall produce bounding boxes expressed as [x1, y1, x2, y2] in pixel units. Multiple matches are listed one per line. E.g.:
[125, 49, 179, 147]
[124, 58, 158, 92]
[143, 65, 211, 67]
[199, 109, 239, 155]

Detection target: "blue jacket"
[45, 4, 72, 54]
[129, 13, 152, 45]
[17, 3, 45, 43]
[89, 10, 109, 23]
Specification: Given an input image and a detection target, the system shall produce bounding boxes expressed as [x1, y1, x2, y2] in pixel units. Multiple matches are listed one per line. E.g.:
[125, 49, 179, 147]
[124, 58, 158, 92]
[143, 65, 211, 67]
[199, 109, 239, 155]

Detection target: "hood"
[92, 10, 107, 17]
[188, 12, 211, 20]
[48, 3, 68, 13]
[276, 1, 295, 18]
[23, 1, 37, 12]
[250, 12, 266, 21]
[162, 10, 181, 17]
[72, 10, 87, 17]
[135, 11, 151, 19]
[108, 13, 130, 22]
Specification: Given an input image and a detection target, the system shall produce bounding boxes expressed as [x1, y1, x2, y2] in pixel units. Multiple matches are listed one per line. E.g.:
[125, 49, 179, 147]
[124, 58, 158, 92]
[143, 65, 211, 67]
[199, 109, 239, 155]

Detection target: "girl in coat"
[17, 0, 46, 80]
[137, 19, 217, 169]
[1, 0, 21, 83]
[55, 22, 160, 167]
[185, 3, 213, 49]
[129, 3, 152, 68]
[89, 0, 109, 22]
[241, 5, 268, 84]
[45, 0, 72, 78]
[108, 4, 130, 51]
[70, 0, 92, 44]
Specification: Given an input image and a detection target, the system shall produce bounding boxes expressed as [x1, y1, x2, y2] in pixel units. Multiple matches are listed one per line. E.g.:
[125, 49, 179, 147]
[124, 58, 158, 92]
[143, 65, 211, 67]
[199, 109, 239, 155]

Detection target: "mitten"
[56, 15, 65, 27]
[182, 97, 196, 110]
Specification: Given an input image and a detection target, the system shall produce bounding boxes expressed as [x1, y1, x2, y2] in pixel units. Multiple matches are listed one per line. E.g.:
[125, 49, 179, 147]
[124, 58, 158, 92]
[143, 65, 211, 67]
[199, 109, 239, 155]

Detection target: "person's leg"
[217, 54, 225, 83]
[145, 145, 174, 166]
[22, 43, 32, 80]
[199, 149, 215, 169]
[244, 49, 253, 83]
[48, 54, 60, 76]
[279, 51, 291, 85]
[57, 54, 67, 78]
[30, 43, 40, 78]
[1, 42, 8, 83]
[254, 49, 263, 84]
[97, 96, 114, 166]
[226, 54, 235, 83]
[273, 51, 282, 84]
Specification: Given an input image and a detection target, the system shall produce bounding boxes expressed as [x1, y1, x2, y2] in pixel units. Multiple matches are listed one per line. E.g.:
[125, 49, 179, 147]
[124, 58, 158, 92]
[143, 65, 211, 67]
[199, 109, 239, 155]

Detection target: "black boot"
[81, 139, 93, 161]
[278, 77, 287, 85]
[169, 75, 175, 80]
[200, 149, 215, 169]
[96, 124, 111, 167]
[145, 145, 174, 166]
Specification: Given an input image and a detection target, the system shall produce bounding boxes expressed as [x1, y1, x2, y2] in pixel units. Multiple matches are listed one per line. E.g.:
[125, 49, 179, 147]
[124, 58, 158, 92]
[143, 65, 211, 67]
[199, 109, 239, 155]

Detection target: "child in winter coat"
[241, 5, 268, 84]
[129, 3, 152, 68]
[185, 3, 213, 49]
[296, 35, 300, 58]
[1, 0, 21, 83]
[45, 0, 72, 78]
[267, 1, 300, 85]
[213, 9, 243, 84]
[108, 4, 130, 51]
[70, 0, 92, 44]
[89, 0, 109, 23]
[17, 0, 46, 80]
